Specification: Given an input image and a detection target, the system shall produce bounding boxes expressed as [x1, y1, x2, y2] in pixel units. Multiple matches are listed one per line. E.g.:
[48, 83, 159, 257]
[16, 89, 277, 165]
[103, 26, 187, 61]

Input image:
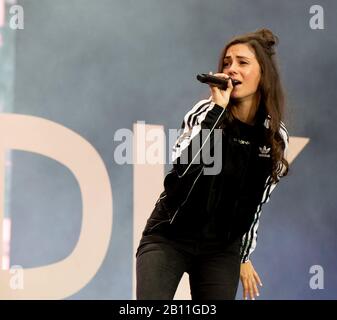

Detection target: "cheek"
[243, 70, 260, 88]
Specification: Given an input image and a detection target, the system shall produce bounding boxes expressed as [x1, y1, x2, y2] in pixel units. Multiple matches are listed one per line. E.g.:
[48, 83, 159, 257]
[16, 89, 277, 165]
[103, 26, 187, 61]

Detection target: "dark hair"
[217, 28, 289, 183]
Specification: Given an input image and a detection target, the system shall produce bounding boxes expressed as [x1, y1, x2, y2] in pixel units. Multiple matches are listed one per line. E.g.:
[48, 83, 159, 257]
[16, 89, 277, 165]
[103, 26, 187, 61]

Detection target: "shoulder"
[182, 97, 212, 128]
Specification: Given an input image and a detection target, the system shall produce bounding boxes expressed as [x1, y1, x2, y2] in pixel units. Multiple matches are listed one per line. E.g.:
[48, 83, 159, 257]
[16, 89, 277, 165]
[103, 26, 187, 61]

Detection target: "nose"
[226, 62, 238, 76]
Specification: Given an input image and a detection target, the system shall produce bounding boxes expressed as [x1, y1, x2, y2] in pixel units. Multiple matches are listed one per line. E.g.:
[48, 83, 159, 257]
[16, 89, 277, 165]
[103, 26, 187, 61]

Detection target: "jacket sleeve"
[171, 97, 230, 177]
[240, 122, 289, 263]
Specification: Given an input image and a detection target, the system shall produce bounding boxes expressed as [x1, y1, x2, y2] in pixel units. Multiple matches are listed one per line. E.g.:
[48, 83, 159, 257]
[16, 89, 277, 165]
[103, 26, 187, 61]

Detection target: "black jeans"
[136, 233, 241, 300]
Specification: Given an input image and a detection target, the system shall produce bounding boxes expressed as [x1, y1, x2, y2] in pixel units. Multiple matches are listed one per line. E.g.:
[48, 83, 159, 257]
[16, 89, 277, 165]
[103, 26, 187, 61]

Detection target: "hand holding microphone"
[197, 72, 240, 109]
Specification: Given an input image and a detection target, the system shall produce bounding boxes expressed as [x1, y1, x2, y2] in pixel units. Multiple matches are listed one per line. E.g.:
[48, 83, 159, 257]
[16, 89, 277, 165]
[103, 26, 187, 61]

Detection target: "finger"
[210, 84, 224, 97]
[252, 279, 260, 298]
[209, 84, 220, 93]
[248, 279, 255, 300]
[225, 79, 233, 91]
[213, 72, 229, 79]
[244, 286, 249, 300]
[222, 74, 233, 90]
[253, 271, 263, 287]
[242, 278, 249, 300]
[209, 85, 222, 101]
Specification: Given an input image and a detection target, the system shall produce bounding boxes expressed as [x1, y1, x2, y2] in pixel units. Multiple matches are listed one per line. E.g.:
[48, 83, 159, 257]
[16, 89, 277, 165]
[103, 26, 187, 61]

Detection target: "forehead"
[224, 43, 256, 59]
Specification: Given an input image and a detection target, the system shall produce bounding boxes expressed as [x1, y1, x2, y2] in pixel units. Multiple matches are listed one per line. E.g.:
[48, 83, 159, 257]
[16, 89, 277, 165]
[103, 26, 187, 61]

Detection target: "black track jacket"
[141, 97, 289, 263]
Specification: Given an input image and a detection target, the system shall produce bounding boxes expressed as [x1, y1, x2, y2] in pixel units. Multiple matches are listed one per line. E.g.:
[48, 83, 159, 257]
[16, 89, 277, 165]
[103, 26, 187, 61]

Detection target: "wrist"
[241, 259, 251, 264]
[214, 102, 227, 109]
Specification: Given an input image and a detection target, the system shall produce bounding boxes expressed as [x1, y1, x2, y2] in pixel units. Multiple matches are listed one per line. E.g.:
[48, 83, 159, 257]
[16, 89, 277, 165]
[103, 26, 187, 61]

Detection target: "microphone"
[196, 73, 241, 90]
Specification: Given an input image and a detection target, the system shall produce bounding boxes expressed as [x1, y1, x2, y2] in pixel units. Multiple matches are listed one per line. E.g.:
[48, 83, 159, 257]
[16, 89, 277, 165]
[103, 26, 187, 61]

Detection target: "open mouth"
[231, 79, 242, 86]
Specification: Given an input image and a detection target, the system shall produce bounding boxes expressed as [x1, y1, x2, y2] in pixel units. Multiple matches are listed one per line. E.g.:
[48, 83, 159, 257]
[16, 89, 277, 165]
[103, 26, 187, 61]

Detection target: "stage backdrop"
[0, 0, 336, 299]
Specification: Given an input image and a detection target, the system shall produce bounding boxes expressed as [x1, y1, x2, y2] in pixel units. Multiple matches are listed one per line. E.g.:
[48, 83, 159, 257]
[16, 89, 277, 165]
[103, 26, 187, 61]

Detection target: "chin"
[230, 92, 243, 99]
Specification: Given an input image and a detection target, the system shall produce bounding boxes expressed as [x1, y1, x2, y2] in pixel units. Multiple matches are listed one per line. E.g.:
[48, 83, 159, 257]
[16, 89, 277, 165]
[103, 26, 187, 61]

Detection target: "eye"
[240, 61, 248, 64]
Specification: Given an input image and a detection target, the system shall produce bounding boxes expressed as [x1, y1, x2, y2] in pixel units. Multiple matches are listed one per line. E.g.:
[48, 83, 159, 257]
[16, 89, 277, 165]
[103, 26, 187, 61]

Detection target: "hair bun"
[256, 28, 279, 55]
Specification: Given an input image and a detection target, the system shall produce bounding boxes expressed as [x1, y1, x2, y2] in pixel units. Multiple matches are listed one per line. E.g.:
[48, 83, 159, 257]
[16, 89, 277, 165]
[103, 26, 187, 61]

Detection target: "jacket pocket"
[143, 217, 170, 235]
[143, 202, 171, 235]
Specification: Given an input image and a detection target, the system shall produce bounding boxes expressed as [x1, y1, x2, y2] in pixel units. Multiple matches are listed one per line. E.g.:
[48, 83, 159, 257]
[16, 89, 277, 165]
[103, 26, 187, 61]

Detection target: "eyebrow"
[224, 55, 251, 60]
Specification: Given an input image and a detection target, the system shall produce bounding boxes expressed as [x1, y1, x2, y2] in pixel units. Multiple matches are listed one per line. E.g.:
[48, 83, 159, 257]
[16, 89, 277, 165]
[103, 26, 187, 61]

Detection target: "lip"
[231, 79, 242, 86]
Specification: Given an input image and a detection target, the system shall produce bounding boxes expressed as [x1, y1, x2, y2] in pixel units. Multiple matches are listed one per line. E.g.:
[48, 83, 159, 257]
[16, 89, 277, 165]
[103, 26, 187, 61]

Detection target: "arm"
[172, 72, 234, 178]
[171, 97, 230, 177]
[240, 176, 279, 263]
[239, 122, 289, 299]
[240, 121, 289, 263]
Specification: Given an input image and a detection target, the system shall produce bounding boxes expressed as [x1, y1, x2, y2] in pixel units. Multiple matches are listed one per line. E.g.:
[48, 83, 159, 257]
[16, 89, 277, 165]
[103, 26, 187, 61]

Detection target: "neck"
[231, 93, 261, 125]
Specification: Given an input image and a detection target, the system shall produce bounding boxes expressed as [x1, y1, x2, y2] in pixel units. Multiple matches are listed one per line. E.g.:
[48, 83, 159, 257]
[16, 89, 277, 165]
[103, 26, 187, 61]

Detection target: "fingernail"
[260, 283, 263, 286]
[245, 297, 247, 300]
[257, 293, 260, 296]
[252, 298, 255, 300]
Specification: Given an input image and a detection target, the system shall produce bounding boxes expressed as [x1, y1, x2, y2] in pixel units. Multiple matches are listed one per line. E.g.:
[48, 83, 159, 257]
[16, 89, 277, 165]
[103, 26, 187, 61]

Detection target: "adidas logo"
[258, 145, 271, 157]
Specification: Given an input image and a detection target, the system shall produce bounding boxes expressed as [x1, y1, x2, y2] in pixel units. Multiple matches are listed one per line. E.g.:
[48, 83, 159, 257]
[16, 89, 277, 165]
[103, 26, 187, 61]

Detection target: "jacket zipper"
[169, 165, 204, 225]
[147, 107, 226, 232]
[147, 219, 171, 233]
[155, 193, 167, 205]
[146, 194, 169, 232]
[148, 165, 205, 232]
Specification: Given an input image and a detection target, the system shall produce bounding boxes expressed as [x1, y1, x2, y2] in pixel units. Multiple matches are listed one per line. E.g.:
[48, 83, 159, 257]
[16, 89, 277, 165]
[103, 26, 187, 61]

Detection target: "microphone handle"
[196, 73, 232, 90]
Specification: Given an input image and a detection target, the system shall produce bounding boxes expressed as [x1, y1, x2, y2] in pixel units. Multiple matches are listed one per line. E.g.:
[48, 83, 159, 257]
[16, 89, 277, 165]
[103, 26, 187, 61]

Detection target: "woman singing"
[136, 28, 289, 300]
